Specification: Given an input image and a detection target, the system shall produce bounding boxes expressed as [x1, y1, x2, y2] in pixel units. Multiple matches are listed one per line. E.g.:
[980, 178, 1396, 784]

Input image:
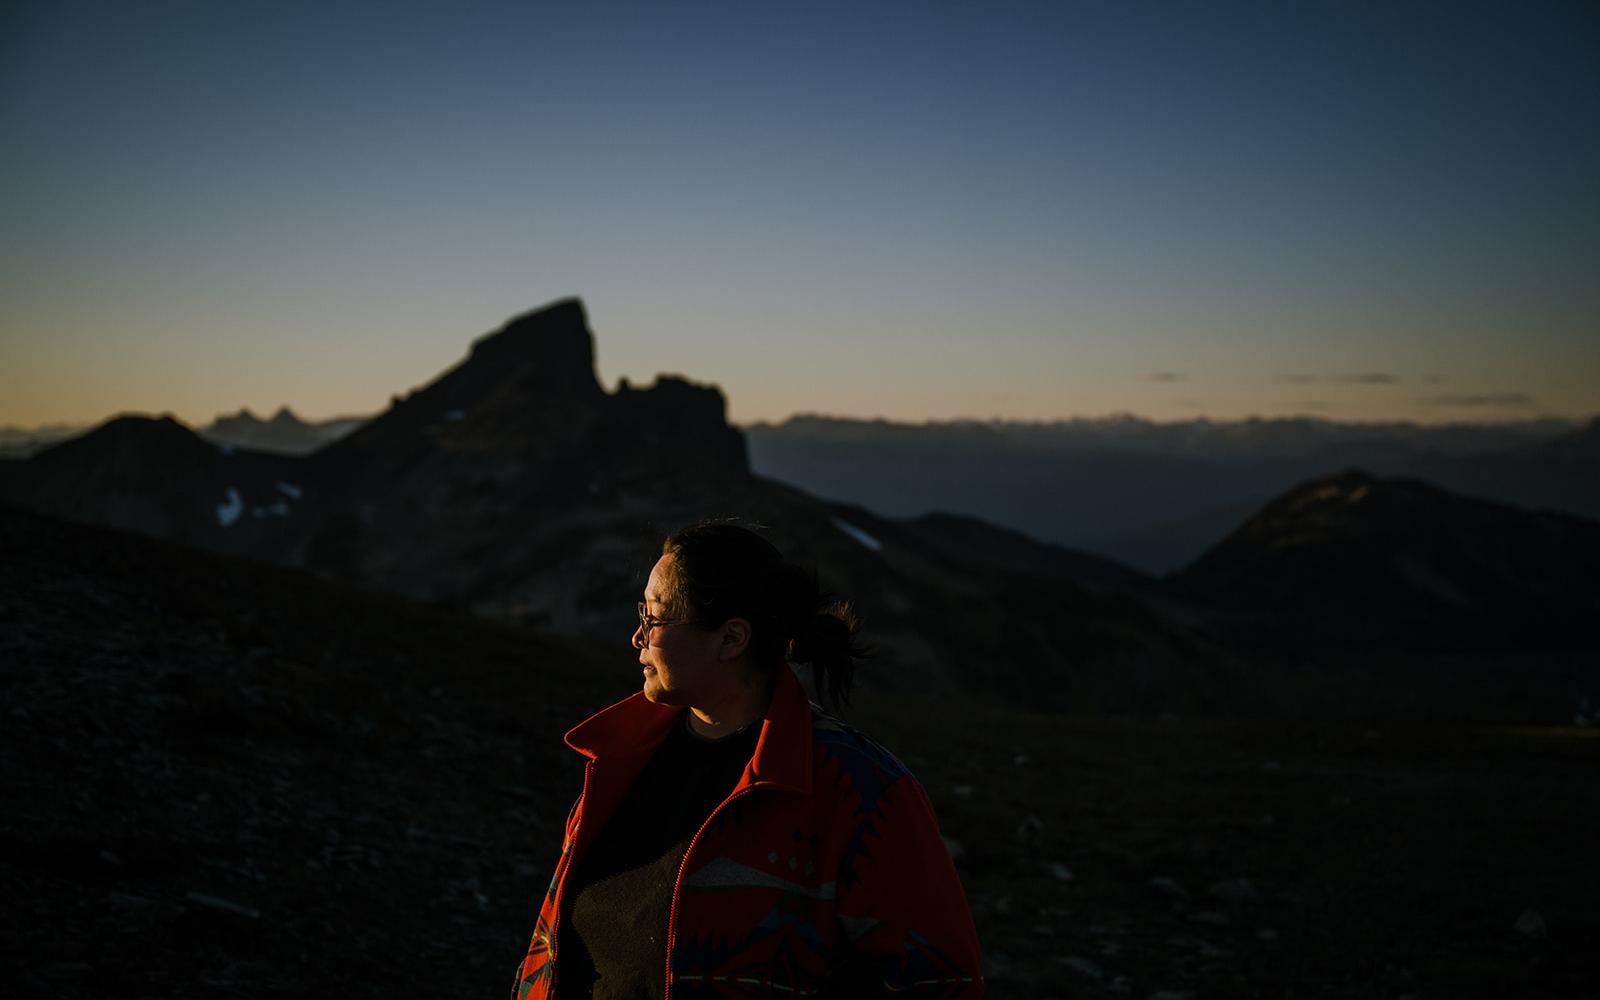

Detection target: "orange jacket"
[513, 666, 983, 999]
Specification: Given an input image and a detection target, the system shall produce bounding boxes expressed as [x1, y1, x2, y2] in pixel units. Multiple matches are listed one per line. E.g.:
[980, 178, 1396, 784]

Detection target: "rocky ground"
[1, 507, 622, 999]
[2, 506, 1595, 998]
[857, 701, 1597, 999]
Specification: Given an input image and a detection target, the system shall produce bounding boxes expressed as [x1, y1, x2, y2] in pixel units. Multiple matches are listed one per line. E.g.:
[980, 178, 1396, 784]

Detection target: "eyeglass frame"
[636, 602, 700, 645]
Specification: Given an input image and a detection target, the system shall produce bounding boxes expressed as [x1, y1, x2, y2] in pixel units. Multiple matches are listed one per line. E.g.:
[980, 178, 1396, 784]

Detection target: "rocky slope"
[4, 505, 1594, 999]
[0, 504, 618, 999]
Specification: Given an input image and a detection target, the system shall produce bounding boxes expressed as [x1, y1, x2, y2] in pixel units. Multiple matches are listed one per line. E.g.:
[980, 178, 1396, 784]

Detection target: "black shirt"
[558, 714, 761, 1000]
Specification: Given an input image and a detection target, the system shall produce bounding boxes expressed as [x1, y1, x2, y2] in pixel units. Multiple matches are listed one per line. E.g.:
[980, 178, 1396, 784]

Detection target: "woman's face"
[635, 554, 730, 707]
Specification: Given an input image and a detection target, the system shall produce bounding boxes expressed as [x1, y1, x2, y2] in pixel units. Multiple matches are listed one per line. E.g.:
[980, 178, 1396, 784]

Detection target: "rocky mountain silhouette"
[1, 300, 755, 635]
[314, 302, 743, 499]
[1169, 469, 1600, 653]
[2, 300, 1592, 716]
[0, 300, 1236, 714]
[281, 298, 757, 632]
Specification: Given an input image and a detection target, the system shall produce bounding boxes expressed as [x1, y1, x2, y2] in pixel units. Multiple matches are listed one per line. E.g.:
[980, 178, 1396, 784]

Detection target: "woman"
[512, 521, 983, 999]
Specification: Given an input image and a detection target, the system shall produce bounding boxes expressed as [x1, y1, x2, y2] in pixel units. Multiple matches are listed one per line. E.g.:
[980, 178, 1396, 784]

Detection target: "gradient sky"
[2, 1, 1596, 428]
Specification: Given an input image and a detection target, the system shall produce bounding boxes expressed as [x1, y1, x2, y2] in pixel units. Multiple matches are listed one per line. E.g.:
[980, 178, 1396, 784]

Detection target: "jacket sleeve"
[829, 771, 983, 998]
[510, 790, 585, 1000]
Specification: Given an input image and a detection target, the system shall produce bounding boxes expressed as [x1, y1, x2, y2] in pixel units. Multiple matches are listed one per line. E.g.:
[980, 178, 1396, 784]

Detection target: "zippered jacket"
[513, 666, 984, 999]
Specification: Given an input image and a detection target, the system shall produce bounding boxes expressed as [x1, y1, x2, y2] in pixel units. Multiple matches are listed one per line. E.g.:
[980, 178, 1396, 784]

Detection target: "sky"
[2, 0, 1597, 429]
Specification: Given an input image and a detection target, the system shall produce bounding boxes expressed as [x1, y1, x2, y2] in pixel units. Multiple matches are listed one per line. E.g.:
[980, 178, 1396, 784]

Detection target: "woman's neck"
[687, 671, 774, 739]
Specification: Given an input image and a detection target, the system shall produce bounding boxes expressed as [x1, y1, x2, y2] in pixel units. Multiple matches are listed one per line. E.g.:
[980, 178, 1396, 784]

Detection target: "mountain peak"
[316, 299, 745, 480]
[211, 406, 309, 429]
[465, 298, 598, 395]
[63, 414, 200, 455]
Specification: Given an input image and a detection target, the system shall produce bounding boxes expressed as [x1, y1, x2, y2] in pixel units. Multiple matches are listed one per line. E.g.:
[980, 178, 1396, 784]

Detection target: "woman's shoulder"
[807, 704, 917, 792]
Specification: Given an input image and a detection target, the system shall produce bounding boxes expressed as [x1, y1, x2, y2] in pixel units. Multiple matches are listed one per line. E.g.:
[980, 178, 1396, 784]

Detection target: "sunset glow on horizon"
[3, 2, 1596, 430]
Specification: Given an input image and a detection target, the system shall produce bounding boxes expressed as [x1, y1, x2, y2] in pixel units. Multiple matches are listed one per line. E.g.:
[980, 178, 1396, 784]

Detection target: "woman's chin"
[641, 669, 671, 703]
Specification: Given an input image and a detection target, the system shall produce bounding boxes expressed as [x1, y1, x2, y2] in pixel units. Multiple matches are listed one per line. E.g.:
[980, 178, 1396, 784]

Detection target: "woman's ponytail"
[790, 600, 868, 711]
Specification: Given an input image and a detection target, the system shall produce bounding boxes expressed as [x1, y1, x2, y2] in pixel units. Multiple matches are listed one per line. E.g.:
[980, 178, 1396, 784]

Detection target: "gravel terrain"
[3, 506, 1595, 998]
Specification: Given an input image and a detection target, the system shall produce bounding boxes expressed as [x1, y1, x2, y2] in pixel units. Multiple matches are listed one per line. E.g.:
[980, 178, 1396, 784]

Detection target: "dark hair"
[662, 521, 868, 710]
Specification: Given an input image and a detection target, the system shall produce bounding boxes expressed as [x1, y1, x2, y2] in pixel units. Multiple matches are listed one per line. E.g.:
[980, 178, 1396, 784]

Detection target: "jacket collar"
[564, 665, 814, 796]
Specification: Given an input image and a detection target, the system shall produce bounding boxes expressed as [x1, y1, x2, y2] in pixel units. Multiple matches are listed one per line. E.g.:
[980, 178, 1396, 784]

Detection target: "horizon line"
[3, 407, 1592, 437]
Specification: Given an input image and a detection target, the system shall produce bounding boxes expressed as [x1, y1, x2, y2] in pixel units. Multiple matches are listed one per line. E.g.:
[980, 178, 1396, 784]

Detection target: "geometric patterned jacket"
[512, 666, 984, 999]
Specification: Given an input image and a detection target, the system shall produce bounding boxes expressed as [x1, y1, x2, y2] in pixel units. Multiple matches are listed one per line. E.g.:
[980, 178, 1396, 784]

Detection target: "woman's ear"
[717, 618, 752, 661]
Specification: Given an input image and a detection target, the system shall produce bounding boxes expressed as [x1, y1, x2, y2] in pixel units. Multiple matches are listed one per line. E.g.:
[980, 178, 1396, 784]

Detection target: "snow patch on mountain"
[216, 488, 243, 527]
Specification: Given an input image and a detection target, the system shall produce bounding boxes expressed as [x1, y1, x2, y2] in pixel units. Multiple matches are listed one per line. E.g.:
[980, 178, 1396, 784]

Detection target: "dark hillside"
[1169, 469, 1600, 653]
[0, 504, 628, 999]
[5, 506, 1594, 998]
[889, 510, 1150, 589]
[0, 415, 301, 547]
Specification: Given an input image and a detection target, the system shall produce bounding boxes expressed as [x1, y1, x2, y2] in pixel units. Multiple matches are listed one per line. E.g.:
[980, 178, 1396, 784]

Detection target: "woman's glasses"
[637, 602, 698, 645]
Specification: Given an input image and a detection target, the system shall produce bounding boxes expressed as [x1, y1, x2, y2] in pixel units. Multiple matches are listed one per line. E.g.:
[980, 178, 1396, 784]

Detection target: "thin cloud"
[1429, 392, 1532, 407]
[1144, 372, 1186, 383]
[1334, 373, 1399, 384]
[1276, 373, 1317, 384]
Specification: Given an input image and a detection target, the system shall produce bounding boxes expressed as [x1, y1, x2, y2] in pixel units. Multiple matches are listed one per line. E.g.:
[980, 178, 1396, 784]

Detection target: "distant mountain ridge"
[0, 422, 90, 459]
[750, 413, 1579, 460]
[201, 406, 366, 454]
[0, 409, 366, 460]
[745, 414, 1599, 573]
